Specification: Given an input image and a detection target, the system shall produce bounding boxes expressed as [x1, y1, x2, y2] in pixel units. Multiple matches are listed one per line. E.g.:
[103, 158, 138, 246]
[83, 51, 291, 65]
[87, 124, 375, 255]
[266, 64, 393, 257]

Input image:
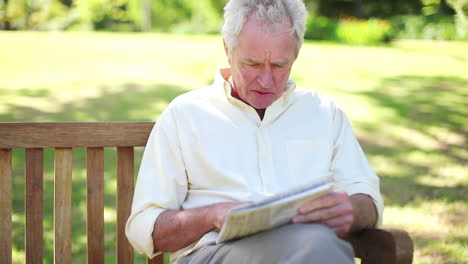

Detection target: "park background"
[0, 0, 467, 263]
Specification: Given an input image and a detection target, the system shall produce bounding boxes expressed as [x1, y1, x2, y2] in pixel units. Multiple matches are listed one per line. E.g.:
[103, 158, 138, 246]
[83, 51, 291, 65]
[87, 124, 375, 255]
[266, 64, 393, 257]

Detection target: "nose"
[257, 66, 274, 89]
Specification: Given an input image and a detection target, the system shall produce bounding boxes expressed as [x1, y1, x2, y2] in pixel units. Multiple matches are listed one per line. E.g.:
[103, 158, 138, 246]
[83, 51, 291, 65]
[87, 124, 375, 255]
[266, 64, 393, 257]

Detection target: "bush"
[305, 16, 338, 41]
[305, 15, 463, 43]
[336, 17, 393, 45]
[305, 16, 393, 45]
[390, 15, 463, 40]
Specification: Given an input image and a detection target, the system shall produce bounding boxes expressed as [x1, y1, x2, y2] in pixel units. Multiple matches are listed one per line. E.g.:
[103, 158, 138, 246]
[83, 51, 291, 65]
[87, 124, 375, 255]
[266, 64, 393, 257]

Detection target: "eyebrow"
[242, 58, 292, 66]
[243, 58, 262, 64]
[272, 59, 292, 66]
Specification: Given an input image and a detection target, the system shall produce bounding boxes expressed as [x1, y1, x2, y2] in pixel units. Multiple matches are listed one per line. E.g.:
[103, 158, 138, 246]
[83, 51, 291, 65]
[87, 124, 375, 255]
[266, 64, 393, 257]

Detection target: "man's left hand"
[292, 192, 354, 237]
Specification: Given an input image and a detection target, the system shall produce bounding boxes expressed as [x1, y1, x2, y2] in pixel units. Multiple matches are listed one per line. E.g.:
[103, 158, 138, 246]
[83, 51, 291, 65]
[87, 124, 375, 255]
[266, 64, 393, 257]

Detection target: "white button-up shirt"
[126, 68, 383, 263]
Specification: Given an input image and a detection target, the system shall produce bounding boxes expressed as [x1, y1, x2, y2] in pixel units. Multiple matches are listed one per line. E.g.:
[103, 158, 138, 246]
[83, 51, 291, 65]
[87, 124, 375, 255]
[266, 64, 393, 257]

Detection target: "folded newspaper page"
[216, 181, 333, 244]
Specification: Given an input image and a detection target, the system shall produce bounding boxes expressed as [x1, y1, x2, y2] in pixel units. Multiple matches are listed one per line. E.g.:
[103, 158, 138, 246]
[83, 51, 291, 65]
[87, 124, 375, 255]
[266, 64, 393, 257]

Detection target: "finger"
[299, 192, 348, 214]
[293, 207, 334, 223]
[324, 214, 353, 229]
[298, 193, 337, 214]
[294, 201, 352, 223]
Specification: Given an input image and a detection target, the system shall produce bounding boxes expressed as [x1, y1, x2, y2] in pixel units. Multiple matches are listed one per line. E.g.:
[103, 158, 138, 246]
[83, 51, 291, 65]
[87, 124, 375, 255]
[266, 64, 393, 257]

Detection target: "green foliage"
[162, 0, 223, 34]
[149, 0, 191, 31]
[304, 16, 338, 41]
[305, 16, 393, 45]
[335, 17, 393, 45]
[391, 15, 464, 40]
[1, 0, 223, 32]
[447, 0, 468, 38]
[2, 0, 71, 30]
[75, 0, 136, 31]
[306, 14, 465, 43]
[311, 0, 424, 18]
[422, 0, 445, 15]
[1, 0, 465, 41]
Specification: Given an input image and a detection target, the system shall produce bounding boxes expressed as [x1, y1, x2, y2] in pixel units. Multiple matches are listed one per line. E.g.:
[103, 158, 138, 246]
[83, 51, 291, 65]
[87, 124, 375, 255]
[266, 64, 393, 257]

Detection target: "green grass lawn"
[1, 31, 467, 264]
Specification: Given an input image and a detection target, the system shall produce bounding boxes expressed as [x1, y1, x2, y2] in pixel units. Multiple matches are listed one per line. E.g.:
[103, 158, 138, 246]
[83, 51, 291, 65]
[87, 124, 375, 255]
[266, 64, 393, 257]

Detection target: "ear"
[223, 39, 231, 64]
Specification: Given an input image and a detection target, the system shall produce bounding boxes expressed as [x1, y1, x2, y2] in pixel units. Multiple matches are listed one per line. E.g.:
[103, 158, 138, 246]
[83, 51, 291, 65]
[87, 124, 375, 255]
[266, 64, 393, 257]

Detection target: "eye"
[245, 63, 259, 67]
[273, 64, 284, 69]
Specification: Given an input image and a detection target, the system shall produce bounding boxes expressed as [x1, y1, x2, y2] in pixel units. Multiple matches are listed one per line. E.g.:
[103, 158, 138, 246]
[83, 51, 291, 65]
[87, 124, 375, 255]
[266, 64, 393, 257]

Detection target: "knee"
[214, 224, 354, 264]
[282, 224, 336, 247]
[280, 224, 355, 262]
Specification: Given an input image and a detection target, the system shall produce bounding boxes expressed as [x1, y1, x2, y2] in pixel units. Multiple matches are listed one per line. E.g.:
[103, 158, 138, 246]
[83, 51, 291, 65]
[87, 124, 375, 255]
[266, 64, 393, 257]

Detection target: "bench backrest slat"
[55, 148, 73, 264]
[0, 122, 154, 148]
[87, 147, 105, 264]
[117, 147, 135, 264]
[26, 148, 44, 264]
[0, 149, 12, 264]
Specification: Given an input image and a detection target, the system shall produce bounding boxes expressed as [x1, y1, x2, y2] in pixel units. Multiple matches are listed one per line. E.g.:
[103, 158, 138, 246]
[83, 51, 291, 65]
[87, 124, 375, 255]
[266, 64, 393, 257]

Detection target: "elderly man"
[126, 0, 383, 263]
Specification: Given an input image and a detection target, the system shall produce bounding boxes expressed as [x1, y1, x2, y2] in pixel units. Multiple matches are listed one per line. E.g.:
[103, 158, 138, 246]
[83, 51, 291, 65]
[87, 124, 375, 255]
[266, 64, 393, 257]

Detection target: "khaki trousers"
[179, 224, 355, 264]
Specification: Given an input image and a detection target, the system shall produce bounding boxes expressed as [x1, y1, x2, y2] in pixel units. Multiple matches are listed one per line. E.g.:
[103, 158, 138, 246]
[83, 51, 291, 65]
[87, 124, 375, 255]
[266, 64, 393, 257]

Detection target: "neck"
[256, 108, 266, 120]
[230, 84, 266, 120]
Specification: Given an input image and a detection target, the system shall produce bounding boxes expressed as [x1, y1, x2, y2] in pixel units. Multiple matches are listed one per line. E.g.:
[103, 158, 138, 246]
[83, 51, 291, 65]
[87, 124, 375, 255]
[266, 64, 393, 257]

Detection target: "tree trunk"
[439, 0, 455, 15]
[142, 0, 152, 32]
[0, 0, 4, 29]
[2, 0, 11, 30]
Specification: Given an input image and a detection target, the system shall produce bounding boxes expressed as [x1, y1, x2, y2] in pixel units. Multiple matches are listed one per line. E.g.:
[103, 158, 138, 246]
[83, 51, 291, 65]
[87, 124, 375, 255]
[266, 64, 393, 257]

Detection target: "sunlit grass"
[1, 31, 466, 264]
[385, 202, 467, 264]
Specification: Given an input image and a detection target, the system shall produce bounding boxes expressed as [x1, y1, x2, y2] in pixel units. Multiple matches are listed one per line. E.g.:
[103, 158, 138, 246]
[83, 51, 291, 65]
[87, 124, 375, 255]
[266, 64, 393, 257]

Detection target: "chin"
[250, 101, 274, 109]
[247, 94, 277, 109]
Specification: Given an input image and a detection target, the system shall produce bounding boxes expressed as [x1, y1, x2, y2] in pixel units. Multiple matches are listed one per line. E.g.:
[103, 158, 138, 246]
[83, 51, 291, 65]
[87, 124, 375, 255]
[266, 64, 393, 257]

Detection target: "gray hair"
[222, 0, 307, 58]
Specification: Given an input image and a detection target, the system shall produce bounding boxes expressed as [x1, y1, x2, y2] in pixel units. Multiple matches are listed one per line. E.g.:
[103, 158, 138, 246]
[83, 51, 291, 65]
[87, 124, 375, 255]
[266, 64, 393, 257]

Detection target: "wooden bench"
[0, 122, 413, 264]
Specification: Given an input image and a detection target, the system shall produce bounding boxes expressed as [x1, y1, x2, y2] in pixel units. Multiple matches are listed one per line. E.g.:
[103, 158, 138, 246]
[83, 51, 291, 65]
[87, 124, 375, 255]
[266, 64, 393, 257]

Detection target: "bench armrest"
[346, 228, 414, 264]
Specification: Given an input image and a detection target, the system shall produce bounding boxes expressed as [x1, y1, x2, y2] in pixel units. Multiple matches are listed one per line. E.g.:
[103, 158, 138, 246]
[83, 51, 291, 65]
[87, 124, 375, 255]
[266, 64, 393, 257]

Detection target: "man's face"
[227, 16, 298, 110]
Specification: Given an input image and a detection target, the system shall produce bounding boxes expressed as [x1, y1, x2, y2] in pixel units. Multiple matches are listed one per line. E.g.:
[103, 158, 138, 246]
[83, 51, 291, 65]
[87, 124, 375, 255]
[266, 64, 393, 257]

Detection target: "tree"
[0, 0, 9, 29]
[447, 0, 468, 38]
[141, 0, 151, 31]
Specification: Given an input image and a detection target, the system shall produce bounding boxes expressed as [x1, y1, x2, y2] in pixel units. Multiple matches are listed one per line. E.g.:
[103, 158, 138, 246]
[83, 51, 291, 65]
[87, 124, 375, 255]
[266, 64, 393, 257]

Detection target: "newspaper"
[216, 181, 333, 244]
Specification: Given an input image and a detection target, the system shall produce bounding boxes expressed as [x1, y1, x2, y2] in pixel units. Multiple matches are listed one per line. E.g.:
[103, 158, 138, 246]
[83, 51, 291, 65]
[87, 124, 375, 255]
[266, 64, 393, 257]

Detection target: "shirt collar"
[215, 67, 296, 108]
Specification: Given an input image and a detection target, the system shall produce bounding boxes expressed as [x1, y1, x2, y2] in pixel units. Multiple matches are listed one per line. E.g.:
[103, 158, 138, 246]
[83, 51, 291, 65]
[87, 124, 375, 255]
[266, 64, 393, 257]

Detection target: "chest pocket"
[286, 140, 330, 184]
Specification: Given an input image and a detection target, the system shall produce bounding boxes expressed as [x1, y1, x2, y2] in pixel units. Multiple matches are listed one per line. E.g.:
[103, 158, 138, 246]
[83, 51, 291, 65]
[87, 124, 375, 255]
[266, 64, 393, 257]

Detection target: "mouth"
[253, 90, 271, 95]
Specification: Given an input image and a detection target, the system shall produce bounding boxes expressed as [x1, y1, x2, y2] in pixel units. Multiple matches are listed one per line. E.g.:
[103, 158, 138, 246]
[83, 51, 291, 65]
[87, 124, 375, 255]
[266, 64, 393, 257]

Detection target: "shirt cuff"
[125, 205, 165, 258]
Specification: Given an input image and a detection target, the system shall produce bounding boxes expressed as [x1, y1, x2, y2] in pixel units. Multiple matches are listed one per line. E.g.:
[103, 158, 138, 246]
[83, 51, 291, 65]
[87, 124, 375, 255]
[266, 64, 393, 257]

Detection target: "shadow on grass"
[410, 231, 468, 264]
[6, 83, 187, 264]
[1, 82, 187, 122]
[352, 75, 467, 205]
[351, 75, 467, 263]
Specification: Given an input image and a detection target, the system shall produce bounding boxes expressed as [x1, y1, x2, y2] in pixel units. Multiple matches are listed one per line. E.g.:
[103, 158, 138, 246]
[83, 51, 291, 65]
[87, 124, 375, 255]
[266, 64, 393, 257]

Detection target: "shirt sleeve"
[125, 105, 188, 258]
[330, 106, 384, 227]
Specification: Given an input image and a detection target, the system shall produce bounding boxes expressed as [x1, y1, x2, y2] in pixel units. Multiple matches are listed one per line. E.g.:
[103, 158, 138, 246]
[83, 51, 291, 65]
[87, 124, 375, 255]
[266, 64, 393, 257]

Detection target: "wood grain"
[117, 147, 135, 264]
[26, 149, 43, 264]
[147, 254, 164, 264]
[0, 149, 12, 264]
[54, 148, 73, 264]
[87, 147, 104, 264]
[0, 122, 154, 148]
[347, 228, 414, 264]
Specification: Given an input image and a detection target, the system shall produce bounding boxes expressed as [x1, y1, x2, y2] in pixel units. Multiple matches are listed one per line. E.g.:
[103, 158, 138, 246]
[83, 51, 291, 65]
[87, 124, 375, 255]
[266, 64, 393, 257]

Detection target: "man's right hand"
[209, 202, 249, 231]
